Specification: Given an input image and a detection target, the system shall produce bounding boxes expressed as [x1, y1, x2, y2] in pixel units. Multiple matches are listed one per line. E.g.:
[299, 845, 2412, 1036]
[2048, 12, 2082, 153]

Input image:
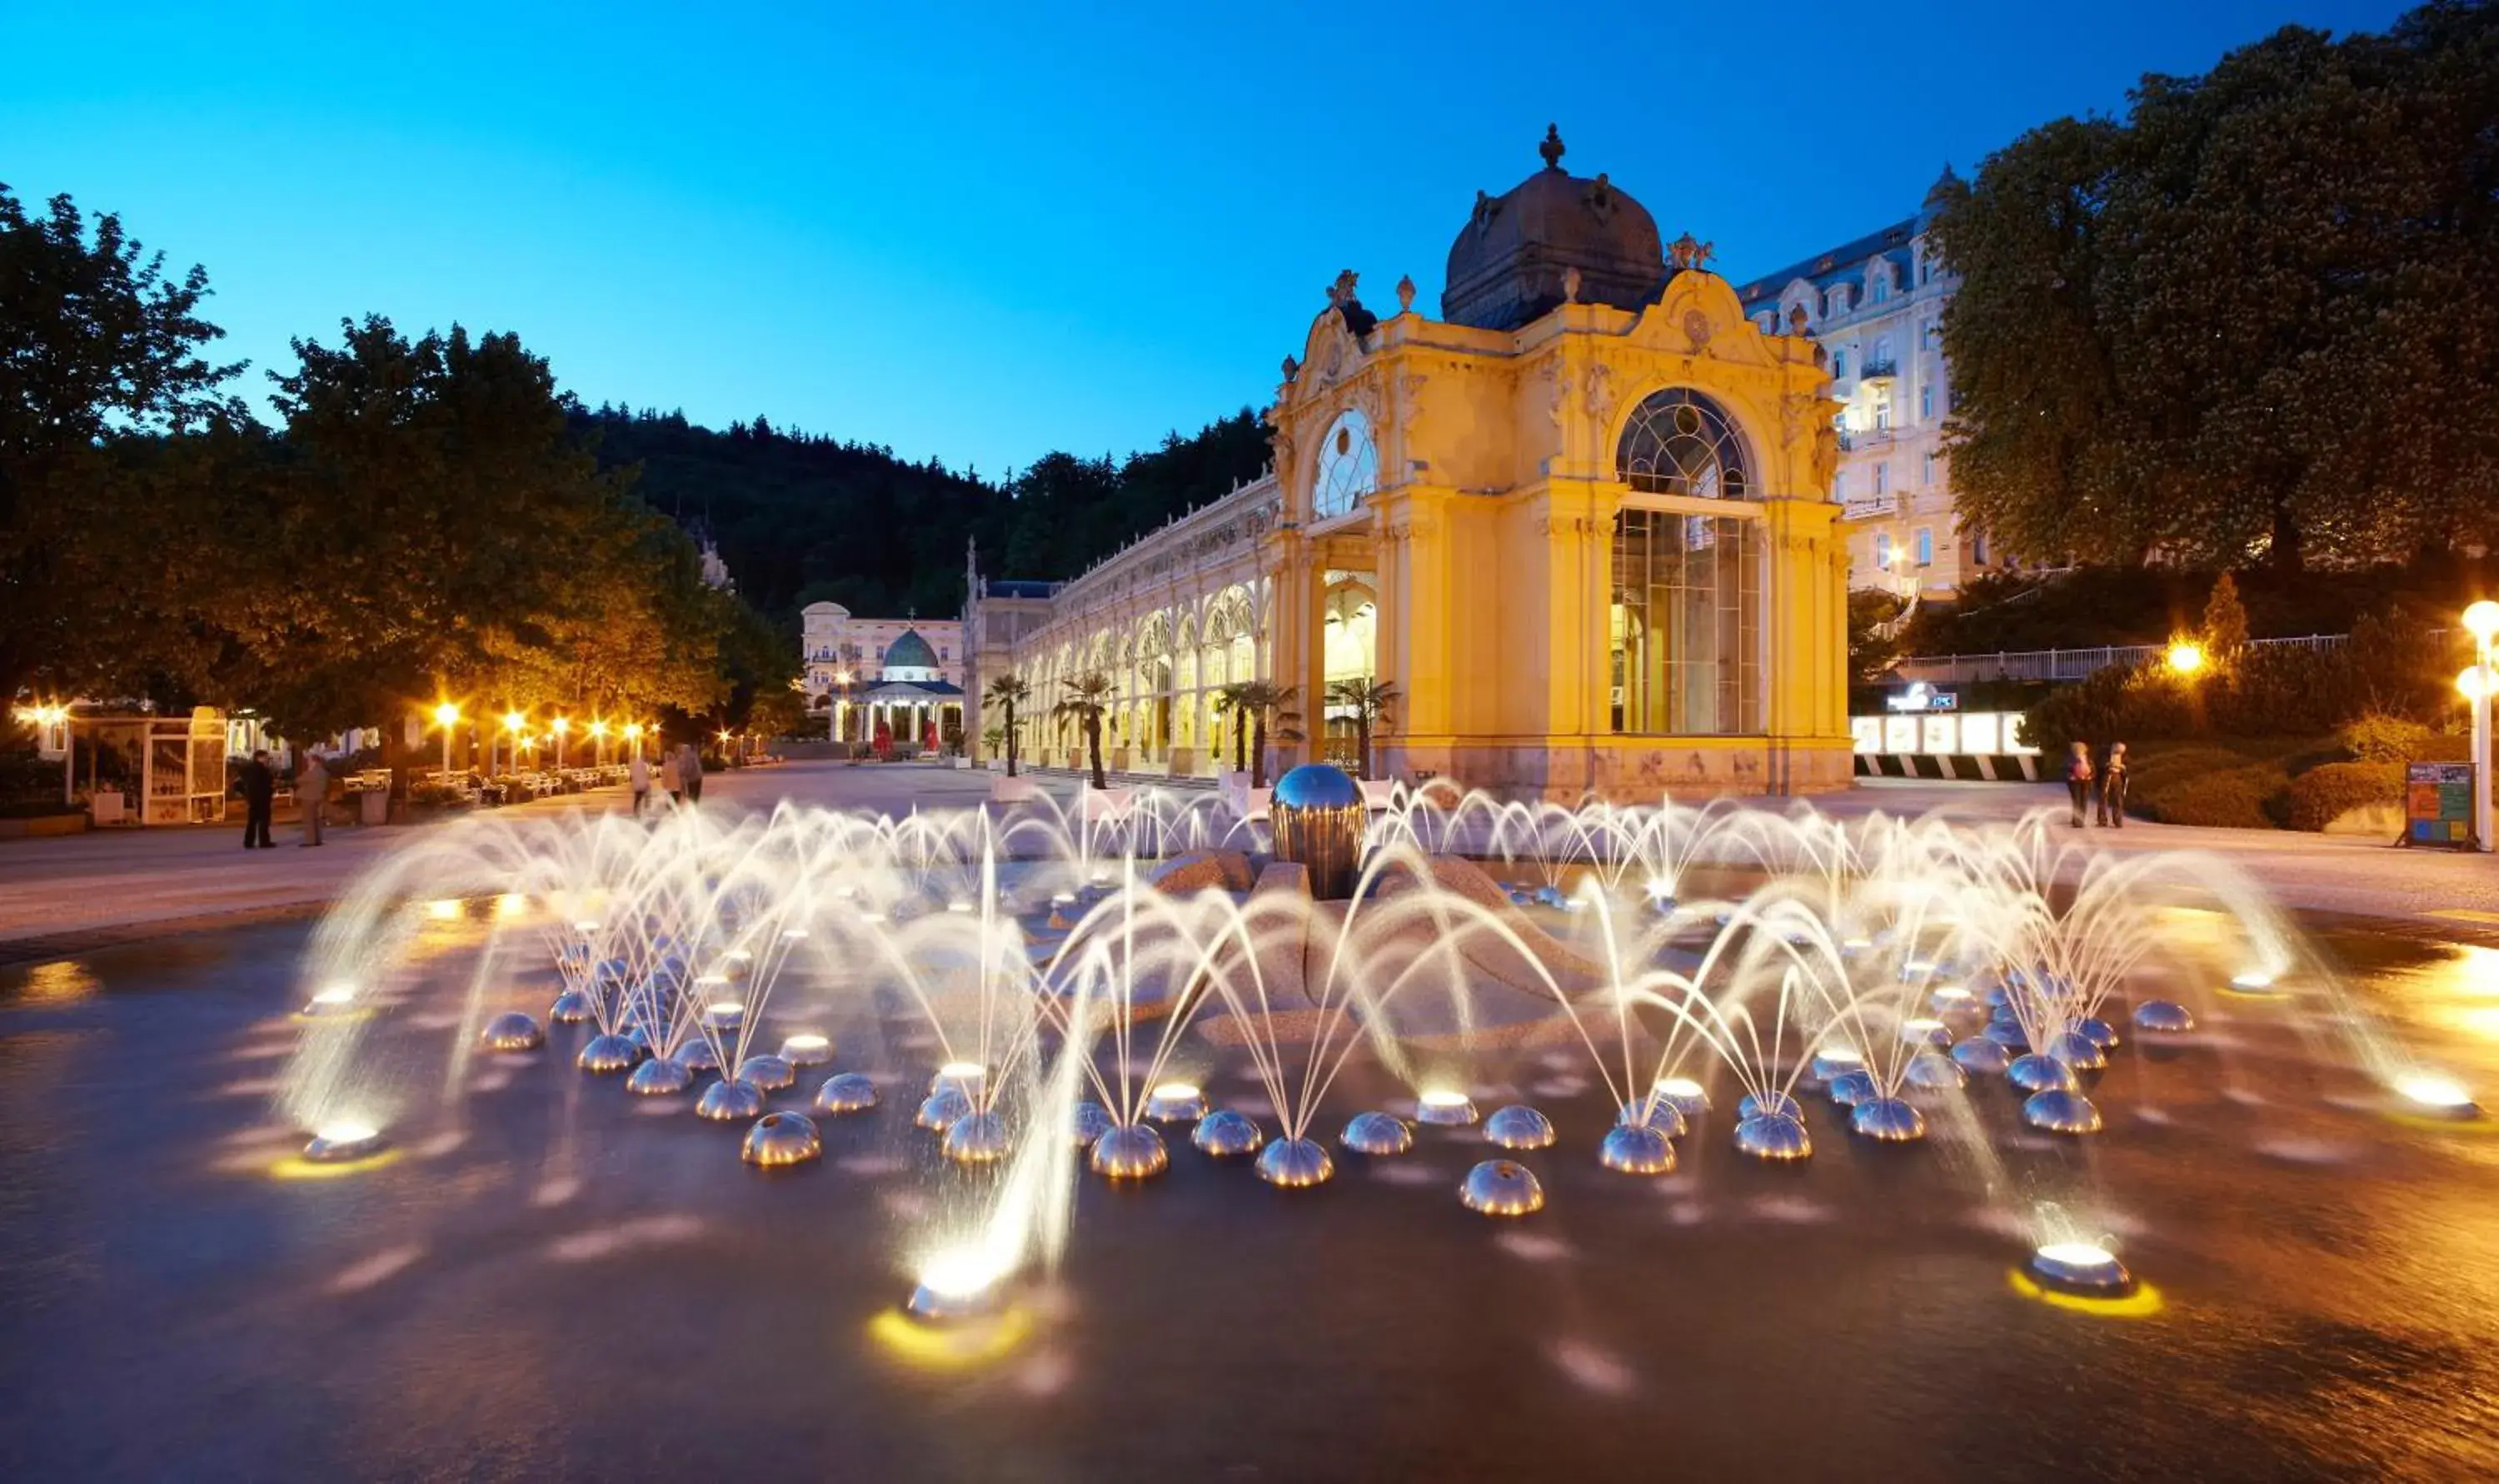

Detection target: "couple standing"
[237, 750, 329, 849]
[627, 740, 705, 815]
[2063, 741, 2130, 828]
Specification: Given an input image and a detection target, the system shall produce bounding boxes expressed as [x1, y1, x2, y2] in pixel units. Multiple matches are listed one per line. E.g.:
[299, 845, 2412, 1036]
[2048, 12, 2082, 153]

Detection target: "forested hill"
[572, 405, 1273, 623]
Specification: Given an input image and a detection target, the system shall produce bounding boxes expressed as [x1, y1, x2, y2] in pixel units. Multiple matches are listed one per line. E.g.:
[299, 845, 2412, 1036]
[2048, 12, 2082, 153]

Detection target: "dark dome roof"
[881, 629, 939, 673]
[1443, 126, 1664, 331]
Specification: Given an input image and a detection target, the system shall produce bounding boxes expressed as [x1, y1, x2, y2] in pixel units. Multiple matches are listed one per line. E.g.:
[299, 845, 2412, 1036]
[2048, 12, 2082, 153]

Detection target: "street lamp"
[431, 701, 461, 779]
[2463, 600, 2499, 853]
[16, 703, 72, 807]
[2165, 641, 2207, 677]
[551, 715, 570, 769]
[624, 722, 644, 763]
[499, 710, 526, 776]
[587, 719, 608, 767]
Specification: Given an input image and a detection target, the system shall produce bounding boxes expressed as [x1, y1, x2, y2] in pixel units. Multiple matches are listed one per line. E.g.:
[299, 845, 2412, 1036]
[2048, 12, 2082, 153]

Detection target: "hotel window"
[1918, 381, 1934, 421]
[1831, 348, 1848, 379]
[1971, 530, 1990, 565]
[1825, 286, 1847, 317]
[1923, 450, 1938, 486]
[1873, 335, 1892, 366]
[1871, 272, 1891, 304]
[1310, 407, 1379, 520]
[1923, 316, 1941, 349]
[1915, 527, 1934, 566]
[1610, 509, 1763, 736]
[1873, 400, 1893, 432]
[1873, 531, 1893, 568]
[1873, 462, 1888, 496]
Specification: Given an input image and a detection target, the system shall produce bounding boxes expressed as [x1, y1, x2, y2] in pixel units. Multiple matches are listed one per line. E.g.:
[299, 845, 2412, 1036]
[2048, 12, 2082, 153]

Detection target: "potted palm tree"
[985, 674, 1035, 802]
[1326, 676, 1400, 809]
[1052, 672, 1130, 825]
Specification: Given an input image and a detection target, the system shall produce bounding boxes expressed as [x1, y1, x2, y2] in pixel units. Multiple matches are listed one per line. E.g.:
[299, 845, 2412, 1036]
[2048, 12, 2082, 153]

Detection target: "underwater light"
[780, 1033, 833, 1066]
[2027, 1241, 2135, 1297]
[572, 919, 600, 934]
[1459, 1159, 1545, 1216]
[305, 984, 356, 1013]
[2229, 969, 2277, 993]
[724, 948, 752, 964]
[2393, 1070, 2481, 1118]
[1145, 1082, 1207, 1122]
[907, 1247, 1007, 1322]
[946, 900, 974, 914]
[1255, 1136, 1334, 1187]
[425, 899, 461, 920]
[303, 1121, 386, 1163]
[1416, 1088, 1479, 1125]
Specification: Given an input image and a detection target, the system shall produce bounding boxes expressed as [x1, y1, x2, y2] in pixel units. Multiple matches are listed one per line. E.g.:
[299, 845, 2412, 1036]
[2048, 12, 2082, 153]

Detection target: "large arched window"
[1615, 388, 1753, 500]
[1311, 408, 1378, 520]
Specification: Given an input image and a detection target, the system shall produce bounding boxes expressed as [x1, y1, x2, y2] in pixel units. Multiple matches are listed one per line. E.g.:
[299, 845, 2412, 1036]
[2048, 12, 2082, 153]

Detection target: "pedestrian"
[2097, 741, 2130, 829]
[296, 751, 329, 847]
[628, 747, 651, 816]
[2063, 740, 2093, 828]
[661, 744, 683, 806]
[681, 741, 704, 805]
[239, 749, 277, 849]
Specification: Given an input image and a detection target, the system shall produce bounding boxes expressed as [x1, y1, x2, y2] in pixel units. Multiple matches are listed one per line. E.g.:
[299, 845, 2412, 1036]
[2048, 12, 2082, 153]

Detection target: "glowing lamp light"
[431, 702, 461, 728]
[306, 984, 356, 1012]
[501, 710, 526, 733]
[425, 899, 461, 920]
[1657, 1076, 1705, 1100]
[551, 716, 570, 736]
[2393, 1069, 2479, 1118]
[907, 1245, 1007, 1322]
[2229, 969, 2277, 993]
[2464, 600, 2499, 643]
[2460, 666, 2495, 704]
[587, 720, 607, 739]
[624, 723, 643, 740]
[2165, 641, 2207, 677]
[1419, 1088, 1469, 1108]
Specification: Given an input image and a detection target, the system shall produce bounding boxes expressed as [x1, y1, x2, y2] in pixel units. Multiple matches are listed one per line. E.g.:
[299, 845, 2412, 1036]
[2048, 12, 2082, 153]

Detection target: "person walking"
[2097, 741, 2130, 829]
[2063, 741, 2094, 828]
[296, 751, 329, 847]
[661, 744, 683, 806]
[239, 750, 277, 849]
[628, 747, 651, 816]
[681, 741, 705, 805]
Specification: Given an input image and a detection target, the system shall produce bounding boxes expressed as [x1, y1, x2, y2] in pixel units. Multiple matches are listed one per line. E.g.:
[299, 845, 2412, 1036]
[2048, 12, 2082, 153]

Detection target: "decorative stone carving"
[1583, 363, 1616, 429]
[1326, 268, 1359, 307]
[1683, 308, 1713, 351]
[1395, 275, 1415, 313]
[1668, 232, 1716, 271]
[1539, 122, 1564, 171]
[1281, 355, 1298, 382]
[1788, 305, 1809, 335]
[1584, 174, 1618, 227]
[1562, 266, 1582, 305]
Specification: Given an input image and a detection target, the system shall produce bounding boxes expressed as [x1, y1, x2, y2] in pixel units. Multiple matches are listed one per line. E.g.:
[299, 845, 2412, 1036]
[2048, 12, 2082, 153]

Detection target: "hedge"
[2284, 761, 2406, 832]
[2137, 763, 2288, 829]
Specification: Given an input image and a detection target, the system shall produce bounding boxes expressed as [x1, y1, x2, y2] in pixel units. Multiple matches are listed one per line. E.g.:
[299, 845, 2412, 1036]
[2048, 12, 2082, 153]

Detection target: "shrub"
[2284, 761, 2404, 832]
[2138, 763, 2287, 829]
[2018, 661, 2197, 753]
[2337, 712, 2432, 764]
[2126, 745, 2262, 801]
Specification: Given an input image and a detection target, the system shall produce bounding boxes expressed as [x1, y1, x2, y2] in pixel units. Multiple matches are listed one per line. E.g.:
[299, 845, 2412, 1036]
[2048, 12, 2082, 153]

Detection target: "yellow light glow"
[1419, 1088, 1469, 1108]
[624, 724, 643, 740]
[2007, 1268, 2166, 1318]
[2465, 600, 2499, 643]
[1153, 1081, 1201, 1100]
[317, 1118, 378, 1144]
[308, 985, 355, 1008]
[1656, 1076, 1705, 1098]
[494, 893, 527, 917]
[2166, 641, 2207, 676]
[783, 1033, 830, 1053]
[431, 702, 461, 728]
[551, 716, 570, 735]
[707, 1000, 743, 1018]
[916, 1245, 1006, 1302]
[717, 730, 732, 743]
[2393, 1069, 2475, 1109]
[501, 711, 526, 733]
[588, 720, 608, 738]
[425, 899, 461, 920]
[2459, 666, 2494, 703]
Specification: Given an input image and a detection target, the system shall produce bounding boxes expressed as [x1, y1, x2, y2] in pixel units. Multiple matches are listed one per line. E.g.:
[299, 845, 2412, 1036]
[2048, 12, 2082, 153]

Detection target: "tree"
[0, 184, 250, 702]
[1231, 680, 1299, 789]
[2201, 572, 2250, 660]
[984, 673, 1031, 777]
[1848, 589, 1910, 680]
[1212, 682, 1252, 773]
[1935, 3, 2499, 573]
[1324, 677, 1399, 779]
[1053, 671, 1114, 789]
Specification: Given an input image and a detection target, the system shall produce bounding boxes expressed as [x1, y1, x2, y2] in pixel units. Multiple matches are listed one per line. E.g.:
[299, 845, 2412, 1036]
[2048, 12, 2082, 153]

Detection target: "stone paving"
[0, 764, 2492, 954]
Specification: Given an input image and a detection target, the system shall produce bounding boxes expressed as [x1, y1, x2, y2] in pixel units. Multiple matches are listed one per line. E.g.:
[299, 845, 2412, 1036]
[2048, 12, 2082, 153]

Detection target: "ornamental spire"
[1539, 122, 1564, 171]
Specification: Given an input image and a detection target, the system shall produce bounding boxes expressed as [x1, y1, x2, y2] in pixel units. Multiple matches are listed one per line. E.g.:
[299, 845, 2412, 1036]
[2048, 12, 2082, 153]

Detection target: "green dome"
[881, 630, 940, 675]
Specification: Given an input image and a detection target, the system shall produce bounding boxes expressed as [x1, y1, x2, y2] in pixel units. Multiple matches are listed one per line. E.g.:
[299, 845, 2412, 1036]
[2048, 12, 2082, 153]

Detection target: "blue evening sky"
[3, 0, 2410, 480]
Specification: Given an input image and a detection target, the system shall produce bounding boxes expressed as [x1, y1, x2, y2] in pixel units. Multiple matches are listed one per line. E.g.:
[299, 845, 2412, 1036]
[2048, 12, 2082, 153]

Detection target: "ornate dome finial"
[1539, 123, 1564, 171]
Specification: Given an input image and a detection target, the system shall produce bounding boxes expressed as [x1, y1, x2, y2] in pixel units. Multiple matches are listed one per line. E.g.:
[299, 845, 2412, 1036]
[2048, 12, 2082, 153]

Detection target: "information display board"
[2405, 761, 2477, 847]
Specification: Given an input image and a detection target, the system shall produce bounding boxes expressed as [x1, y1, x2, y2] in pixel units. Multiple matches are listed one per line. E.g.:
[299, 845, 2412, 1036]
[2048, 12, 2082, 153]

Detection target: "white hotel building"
[1735, 167, 1998, 604]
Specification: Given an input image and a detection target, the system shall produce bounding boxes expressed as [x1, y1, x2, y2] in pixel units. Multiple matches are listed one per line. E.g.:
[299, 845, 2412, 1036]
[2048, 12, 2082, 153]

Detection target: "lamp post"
[500, 711, 526, 777]
[588, 719, 607, 767]
[431, 702, 461, 779]
[624, 722, 644, 764]
[551, 715, 570, 770]
[2465, 600, 2499, 853]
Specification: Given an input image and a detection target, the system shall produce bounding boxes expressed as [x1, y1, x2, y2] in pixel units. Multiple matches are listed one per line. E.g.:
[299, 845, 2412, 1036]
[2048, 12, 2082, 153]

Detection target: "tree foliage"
[1935, 2, 2499, 571]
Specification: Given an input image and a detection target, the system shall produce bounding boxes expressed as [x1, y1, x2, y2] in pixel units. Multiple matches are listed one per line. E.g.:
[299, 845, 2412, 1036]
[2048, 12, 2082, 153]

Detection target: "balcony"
[1859, 358, 1898, 386]
[1842, 493, 1899, 520]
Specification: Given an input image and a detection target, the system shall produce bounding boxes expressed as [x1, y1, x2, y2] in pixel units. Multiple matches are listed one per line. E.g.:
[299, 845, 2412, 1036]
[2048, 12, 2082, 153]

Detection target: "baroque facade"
[965, 130, 1852, 800]
[1736, 169, 1994, 603]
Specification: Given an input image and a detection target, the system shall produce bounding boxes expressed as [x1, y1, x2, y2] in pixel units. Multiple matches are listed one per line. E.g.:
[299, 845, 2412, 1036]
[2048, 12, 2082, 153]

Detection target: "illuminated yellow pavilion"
[966, 127, 1851, 799]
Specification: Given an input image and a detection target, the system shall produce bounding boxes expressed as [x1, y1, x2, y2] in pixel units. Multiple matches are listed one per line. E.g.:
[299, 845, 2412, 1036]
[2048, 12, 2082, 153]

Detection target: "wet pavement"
[6, 912, 2499, 1481]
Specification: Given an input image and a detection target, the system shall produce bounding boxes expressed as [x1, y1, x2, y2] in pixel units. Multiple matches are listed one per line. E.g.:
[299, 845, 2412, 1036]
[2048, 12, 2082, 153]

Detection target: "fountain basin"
[813, 1073, 878, 1114]
[1459, 1159, 1544, 1216]
[302, 1122, 387, 1164]
[2028, 1241, 2136, 1297]
[1255, 1137, 1334, 1187]
[626, 1057, 692, 1095]
[1733, 1114, 1812, 1161]
[696, 1078, 767, 1122]
[741, 1112, 822, 1167]
[1340, 1112, 1414, 1156]
[1598, 1123, 1674, 1174]
[1483, 1105, 1556, 1150]
[478, 1012, 545, 1053]
[1090, 1123, 1169, 1179]
[1193, 1109, 1264, 1157]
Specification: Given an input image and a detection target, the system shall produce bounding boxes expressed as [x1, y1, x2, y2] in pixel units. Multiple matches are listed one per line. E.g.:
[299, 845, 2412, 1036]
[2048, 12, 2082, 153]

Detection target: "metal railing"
[1893, 633, 2349, 685]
